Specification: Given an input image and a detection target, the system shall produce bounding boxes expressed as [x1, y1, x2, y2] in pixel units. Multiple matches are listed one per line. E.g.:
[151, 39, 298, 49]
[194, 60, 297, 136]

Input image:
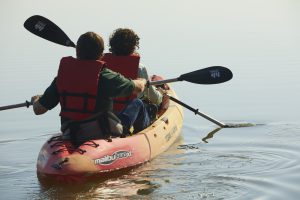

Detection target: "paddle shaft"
[148, 78, 179, 86]
[0, 101, 32, 111]
[167, 94, 226, 127]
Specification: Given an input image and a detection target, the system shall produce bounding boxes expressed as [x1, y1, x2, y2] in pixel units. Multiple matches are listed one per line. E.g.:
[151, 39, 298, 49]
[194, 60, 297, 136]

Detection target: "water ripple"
[172, 141, 300, 199]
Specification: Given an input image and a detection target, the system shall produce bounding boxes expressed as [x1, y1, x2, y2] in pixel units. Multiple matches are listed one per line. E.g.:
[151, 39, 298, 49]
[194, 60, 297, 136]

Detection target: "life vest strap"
[59, 91, 97, 98]
[60, 91, 97, 114]
[61, 107, 96, 114]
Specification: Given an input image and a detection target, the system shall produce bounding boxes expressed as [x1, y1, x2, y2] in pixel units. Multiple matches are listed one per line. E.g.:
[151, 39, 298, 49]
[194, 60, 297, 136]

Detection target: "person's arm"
[31, 95, 48, 115]
[31, 78, 60, 115]
[100, 68, 146, 98]
[132, 78, 147, 94]
[138, 64, 163, 105]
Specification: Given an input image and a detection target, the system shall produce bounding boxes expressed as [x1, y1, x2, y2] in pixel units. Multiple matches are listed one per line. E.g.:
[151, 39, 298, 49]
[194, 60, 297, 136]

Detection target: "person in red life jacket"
[102, 28, 163, 133]
[31, 32, 148, 146]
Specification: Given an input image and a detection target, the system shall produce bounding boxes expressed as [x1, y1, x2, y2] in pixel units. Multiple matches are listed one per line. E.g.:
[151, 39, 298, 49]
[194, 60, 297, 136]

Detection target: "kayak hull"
[36, 87, 183, 183]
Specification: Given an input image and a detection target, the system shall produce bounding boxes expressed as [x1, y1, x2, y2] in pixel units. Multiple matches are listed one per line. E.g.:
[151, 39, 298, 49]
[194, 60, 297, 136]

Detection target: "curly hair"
[109, 28, 140, 56]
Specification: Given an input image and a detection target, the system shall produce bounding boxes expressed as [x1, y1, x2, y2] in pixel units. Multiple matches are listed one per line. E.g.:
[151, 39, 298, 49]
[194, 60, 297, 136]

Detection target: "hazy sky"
[0, 0, 299, 120]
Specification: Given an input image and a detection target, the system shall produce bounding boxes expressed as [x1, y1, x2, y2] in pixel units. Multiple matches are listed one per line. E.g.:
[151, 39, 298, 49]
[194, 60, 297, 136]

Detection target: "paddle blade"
[179, 66, 233, 84]
[24, 15, 75, 48]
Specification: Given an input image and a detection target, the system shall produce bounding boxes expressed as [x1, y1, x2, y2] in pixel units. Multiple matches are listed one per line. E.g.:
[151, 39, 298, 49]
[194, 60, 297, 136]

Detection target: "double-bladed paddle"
[0, 64, 232, 112]
[22, 15, 235, 128]
[0, 65, 232, 114]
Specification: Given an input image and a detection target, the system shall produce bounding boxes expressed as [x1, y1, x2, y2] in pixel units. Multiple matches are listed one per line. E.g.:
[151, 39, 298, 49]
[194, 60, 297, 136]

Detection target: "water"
[1, 0, 300, 199]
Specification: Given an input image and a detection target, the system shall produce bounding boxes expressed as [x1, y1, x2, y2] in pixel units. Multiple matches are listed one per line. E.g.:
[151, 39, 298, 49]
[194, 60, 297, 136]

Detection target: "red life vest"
[101, 53, 140, 112]
[56, 56, 104, 120]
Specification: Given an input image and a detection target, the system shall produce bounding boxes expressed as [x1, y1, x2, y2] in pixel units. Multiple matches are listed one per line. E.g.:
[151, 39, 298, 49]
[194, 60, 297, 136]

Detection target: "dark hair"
[109, 28, 140, 56]
[76, 32, 104, 60]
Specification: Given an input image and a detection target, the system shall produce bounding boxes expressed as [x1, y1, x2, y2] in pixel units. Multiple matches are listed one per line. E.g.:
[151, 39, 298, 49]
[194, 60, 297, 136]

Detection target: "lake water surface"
[1, 0, 300, 199]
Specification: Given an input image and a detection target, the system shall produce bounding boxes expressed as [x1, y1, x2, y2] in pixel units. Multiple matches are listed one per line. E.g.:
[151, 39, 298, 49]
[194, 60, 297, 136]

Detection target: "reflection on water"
[37, 174, 160, 199]
[202, 127, 222, 143]
[37, 178, 160, 199]
[201, 122, 258, 143]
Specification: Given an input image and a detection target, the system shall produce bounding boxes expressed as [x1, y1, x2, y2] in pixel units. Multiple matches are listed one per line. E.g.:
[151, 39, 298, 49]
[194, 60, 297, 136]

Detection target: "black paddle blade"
[24, 15, 75, 48]
[179, 66, 233, 84]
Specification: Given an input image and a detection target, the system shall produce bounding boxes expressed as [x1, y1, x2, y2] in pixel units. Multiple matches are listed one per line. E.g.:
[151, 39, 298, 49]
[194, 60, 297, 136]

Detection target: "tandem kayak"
[36, 86, 183, 183]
